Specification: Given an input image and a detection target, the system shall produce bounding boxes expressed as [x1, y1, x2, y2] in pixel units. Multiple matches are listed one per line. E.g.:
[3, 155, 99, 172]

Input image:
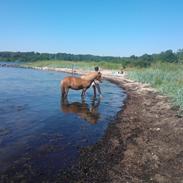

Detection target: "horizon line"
[0, 48, 182, 58]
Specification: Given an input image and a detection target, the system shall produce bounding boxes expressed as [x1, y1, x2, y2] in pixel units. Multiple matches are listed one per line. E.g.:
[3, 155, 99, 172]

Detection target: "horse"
[60, 72, 102, 98]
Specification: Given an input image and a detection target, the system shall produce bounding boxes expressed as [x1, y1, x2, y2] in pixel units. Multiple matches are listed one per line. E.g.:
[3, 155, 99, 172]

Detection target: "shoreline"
[1, 64, 183, 182]
[55, 74, 183, 183]
[24, 66, 183, 182]
[50, 66, 182, 183]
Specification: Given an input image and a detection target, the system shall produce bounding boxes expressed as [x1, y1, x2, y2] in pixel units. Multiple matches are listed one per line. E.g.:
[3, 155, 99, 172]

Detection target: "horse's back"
[61, 76, 77, 85]
[61, 76, 86, 90]
[81, 72, 97, 80]
[63, 76, 81, 82]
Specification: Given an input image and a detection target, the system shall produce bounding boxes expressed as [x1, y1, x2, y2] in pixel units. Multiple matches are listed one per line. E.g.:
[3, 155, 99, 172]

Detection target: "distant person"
[92, 66, 102, 97]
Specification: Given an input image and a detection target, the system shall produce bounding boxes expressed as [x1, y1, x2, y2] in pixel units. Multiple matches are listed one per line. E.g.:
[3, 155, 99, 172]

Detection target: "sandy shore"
[3, 65, 183, 182]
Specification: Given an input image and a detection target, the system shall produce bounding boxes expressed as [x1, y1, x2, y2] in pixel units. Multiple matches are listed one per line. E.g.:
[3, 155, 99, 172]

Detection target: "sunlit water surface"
[0, 66, 126, 180]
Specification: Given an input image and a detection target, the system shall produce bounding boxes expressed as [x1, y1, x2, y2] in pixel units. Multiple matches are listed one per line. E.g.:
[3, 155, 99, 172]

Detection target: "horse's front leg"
[81, 88, 86, 97]
[92, 85, 97, 98]
[81, 89, 84, 97]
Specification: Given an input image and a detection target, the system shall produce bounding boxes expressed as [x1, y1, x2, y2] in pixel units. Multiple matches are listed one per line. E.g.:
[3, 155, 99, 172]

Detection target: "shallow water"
[0, 66, 126, 181]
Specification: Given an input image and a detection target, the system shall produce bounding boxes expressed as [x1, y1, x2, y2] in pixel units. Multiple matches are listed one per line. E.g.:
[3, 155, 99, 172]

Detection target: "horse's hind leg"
[61, 85, 67, 98]
[61, 81, 65, 97]
[62, 90, 65, 98]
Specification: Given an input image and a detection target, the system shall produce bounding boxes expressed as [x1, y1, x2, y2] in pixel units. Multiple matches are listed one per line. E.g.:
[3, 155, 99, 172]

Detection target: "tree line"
[0, 49, 183, 67]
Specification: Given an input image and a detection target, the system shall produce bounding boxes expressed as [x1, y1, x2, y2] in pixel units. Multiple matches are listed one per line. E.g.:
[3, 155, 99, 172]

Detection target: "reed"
[127, 62, 183, 110]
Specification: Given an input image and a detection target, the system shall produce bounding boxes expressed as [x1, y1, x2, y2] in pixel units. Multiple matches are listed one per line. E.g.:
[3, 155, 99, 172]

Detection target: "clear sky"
[0, 0, 183, 56]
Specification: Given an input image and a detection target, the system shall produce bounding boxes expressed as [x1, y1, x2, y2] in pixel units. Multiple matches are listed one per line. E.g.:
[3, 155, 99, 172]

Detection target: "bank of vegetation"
[127, 62, 183, 111]
[1, 49, 183, 110]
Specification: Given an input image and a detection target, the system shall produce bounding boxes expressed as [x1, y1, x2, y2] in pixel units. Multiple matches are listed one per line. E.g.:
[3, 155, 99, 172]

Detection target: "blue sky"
[0, 0, 183, 56]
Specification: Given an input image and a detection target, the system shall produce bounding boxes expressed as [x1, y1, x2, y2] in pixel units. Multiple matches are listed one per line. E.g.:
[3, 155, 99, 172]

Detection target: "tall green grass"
[127, 62, 183, 110]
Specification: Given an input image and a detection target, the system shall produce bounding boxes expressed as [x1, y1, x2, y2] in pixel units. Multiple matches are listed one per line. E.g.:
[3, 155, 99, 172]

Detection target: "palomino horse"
[60, 97, 100, 124]
[60, 72, 102, 98]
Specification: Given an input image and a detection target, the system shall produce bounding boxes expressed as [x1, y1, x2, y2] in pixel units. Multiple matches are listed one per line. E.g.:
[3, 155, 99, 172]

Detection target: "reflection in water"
[60, 97, 101, 124]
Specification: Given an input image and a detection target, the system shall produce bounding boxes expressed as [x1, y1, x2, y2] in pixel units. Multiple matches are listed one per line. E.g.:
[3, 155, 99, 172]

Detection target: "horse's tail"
[60, 80, 65, 98]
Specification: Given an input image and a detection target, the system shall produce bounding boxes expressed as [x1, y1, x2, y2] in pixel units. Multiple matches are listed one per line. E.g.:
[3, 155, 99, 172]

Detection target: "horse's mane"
[81, 72, 100, 81]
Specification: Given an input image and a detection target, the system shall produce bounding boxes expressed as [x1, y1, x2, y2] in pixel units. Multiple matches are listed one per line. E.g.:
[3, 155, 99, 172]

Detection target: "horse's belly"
[70, 85, 83, 90]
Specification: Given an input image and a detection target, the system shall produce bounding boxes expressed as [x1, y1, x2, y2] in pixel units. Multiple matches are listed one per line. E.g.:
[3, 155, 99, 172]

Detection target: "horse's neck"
[82, 72, 98, 81]
[87, 77, 96, 86]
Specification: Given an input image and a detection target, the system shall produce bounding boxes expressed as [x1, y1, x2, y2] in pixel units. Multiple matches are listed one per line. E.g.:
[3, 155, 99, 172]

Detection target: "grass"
[21, 60, 122, 70]
[127, 62, 183, 110]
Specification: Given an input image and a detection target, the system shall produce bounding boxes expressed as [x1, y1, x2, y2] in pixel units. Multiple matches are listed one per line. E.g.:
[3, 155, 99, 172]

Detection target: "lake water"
[0, 66, 126, 181]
